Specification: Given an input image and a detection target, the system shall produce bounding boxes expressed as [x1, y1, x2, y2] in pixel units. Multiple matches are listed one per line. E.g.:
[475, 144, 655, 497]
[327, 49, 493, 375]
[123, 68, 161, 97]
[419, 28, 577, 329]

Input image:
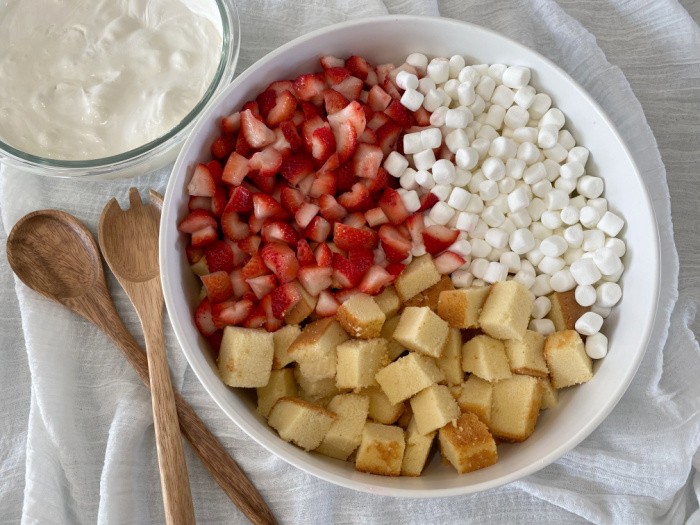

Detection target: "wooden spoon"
[6, 208, 276, 525]
[98, 189, 194, 525]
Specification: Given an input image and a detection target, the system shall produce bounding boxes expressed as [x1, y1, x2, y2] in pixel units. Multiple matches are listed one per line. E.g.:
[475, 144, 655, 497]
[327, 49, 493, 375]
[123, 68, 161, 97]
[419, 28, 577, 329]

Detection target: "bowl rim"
[0, 0, 241, 178]
[161, 14, 661, 497]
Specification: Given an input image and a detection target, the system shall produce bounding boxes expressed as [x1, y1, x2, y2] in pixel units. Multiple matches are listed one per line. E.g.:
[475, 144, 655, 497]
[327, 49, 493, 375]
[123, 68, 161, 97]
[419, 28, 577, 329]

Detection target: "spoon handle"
[77, 288, 276, 525]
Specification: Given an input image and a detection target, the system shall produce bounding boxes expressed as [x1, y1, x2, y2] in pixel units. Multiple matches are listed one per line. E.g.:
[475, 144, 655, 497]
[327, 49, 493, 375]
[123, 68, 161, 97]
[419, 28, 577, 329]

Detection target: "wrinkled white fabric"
[1, 1, 698, 523]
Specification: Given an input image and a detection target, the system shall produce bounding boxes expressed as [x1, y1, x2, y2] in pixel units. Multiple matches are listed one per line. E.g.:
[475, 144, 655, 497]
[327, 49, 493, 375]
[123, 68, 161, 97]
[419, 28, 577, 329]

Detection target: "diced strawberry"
[211, 299, 253, 328]
[404, 213, 425, 246]
[241, 100, 261, 119]
[389, 64, 418, 84]
[293, 73, 326, 103]
[187, 163, 217, 197]
[279, 153, 315, 186]
[331, 253, 360, 288]
[261, 242, 299, 284]
[210, 134, 236, 159]
[358, 127, 377, 145]
[378, 224, 412, 263]
[317, 152, 340, 175]
[345, 55, 370, 80]
[202, 271, 234, 303]
[191, 226, 218, 248]
[334, 162, 356, 193]
[343, 211, 367, 228]
[247, 274, 277, 300]
[320, 55, 345, 69]
[333, 222, 378, 251]
[352, 143, 383, 179]
[226, 240, 248, 266]
[178, 209, 217, 233]
[207, 160, 224, 184]
[225, 186, 253, 213]
[376, 63, 396, 85]
[365, 207, 389, 227]
[256, 89, 277, 117]
[266, 80, 295, 96]
[309, 171, 336, 199]
[237, 235, 261, 255]
[261, 221, 300, 245]
[314, 242, 333, 267]
[247, 171, 277, 194]
[327, 101, 366, 138]
[240, 109, 275, 148]
[186, 245, 204, 264]
[335, 288, 361, 303]
[279, 186, 304, 215]
[241, 252, 269, 279]
[318, 194, 347, 222]
[211, 186, 227, 217]
[296, 173, 315, 196]
[324, 67, 350, 85]
[249, 147, 283, 177]
[291, 110, 305, 127]
[298, 266, 333, 296]
[304, 215, 331, 243]
[418, 192, 439, 212]
[375, 121, 403, 155]
[335, 120, 358, 164]
[348, 248, 374, 278]
[367, 85, 392, 112]
[222, 152, 250, 186]
[315, 290, 340, 317]
[358, 265, 394, 295]
[333, 76, 364, 101]
[204, 241, 235, 273]
[362, 166, 389, 194]
[266, 90, 297, 127]
[235, 132, 253, 158]
[221, 211, 249, 241]
[413, 107, 431, 126]
[279, 120, 303, 152]
[229, 268, 251, 298]
[434, 251, 466, 275]
[367, 112, 390, 131]
[384, 100, 412, 128]
[205, 330, 224, 354]
[385, 262, 406, 277]
[422, 224, 459, 255]
[365, 69, 378, 87]
[221, 112, 241, 134]
[248, 212, 265, 235]
[323, 89, 350, 114]
[310, 124, 336, 164]
[337, 182, 372, 212]
[295, 201, 320, 229]
[242, 302, 267, 329]
[270, 282, 302, 319]
[188, 196, 211, 212]
[296, 239, 316, 266]
[378, 188, 410, 225]
[382, 78, 402, 100]
[194, 297, 218, 336]
[252, 193, 288, 220]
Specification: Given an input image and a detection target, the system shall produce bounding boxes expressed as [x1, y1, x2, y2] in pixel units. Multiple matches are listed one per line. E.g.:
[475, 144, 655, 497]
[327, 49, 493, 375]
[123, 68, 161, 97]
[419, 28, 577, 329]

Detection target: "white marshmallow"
[527, 197, 547, 221]
[517, 142, 540, 164]
[543, 143, 568, 163]
[420, 128, 442, 150]
[443, 79, 460, 100]
[512, 126, 538, 143]
[560, 205, 580, 225]
[567, 146, 590, 166]
[455, 147, 479, 170]
[429, 105, 448, 127]
[500, 251, 521, 273]
[570, 195, 588, 209]
[454, 167, 472, 186]
[531, 296, 552, 319]
[539, 108, 565, 129]
[417, 76, 437, 96]
[475, 75, 496, 101]
[445, 107, 473, 128]
[575, 311, 603, 336]
[540, 210, 563, 230]
[502, 66, 531, 89]
[509, 209, 532, 228]
[457, 82, 477, 106]
[395, 70, 419, 90]
[504, 106, 530, 129]
[427, 58, 450, 84]
[465, 193, 484, 213]
[597, 211, 625, 237]
[403, 132, 423, 155]
[537, 125, 559, 149]
[530, 221, 553, 241]
[523, 162, 547, 184]
[596, 282, 622, 307]
[570, 257, 602, 286]
[449, 239, 472, 258]
[470, 258, 490, 279]
[413, 148, 436, 171]
[605, 237, 627, 257]
[540, 235, 568, 257]
[448, 186, 471, 211]
[399, 167, 418, 190]
[445, 129, 470, 153]
[554, 176, 577, 195]
[538, 255, 565, 275]
[481, 157, 506, 181]
[509, 228, 536, 254]
[432, 159, 457, 185]
[529, 93, 552, 119]
[564, 224, 584, 247]
[406, 53, 429, 75]
[585, 332, 608, 359]
[469, 95, 486, 116]
[550, 269, 576, 292]
[489, 136, 517, 160]
[545, 189, 569, 211]
[470, 239, 492, 258]
[400, 88, 424, 112]
[529, 318, 556, 336]
[488, 63, 507, 82]
[587, 197, 608, 216]
[506, 158, 526, 179]
[485, 105, 506, 130]
[593, 246, 623, 276]
[560, 161, 584, 180]
[543, 159, 561, 181]
[456, 211, 479, 232]
[491, 85, 515, 109]
[558, 130, 576, 151]
[575, 284, 596, 307]
[531, 273, 553, 296]
[483, 261, 508, 283]
[415, 169, 436, 189]
[591, 304, 612, 318]
[532, 179, 553, 199]
[579, 206, 600, 228]
[429, 201, 455, 225]
[482, 205, 506, 227]
[582, 229, 605, 252]
[401, 190, 421, 213]
[451, 269, 474, 288]
[479, 180, 499, 201]
[448, 55, 466, 78]
[431, 184, 452, 201]
[602, 263, 624, 283]
[384, 151, 409, 177]
[513, 85, 536, 109]
[477, 124, 499, 141]
[514, 269, 536, 289]
[422, 88, 443, 112]
[577, 175, 605, 199]
[485, 228, 509, 249]
[498, 177, 516, 194]
[471, 137, 491, 158]
[458, 65, 479, 84]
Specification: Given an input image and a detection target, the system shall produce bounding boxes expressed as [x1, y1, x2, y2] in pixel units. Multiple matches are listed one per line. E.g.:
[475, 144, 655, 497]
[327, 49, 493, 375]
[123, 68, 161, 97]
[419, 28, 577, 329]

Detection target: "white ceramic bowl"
[161, 15, 660, 497]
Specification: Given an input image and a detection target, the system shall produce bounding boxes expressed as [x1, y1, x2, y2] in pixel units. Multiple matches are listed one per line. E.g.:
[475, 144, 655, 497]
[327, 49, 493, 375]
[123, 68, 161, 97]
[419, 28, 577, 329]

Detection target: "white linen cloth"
[1, 0, 699, 523]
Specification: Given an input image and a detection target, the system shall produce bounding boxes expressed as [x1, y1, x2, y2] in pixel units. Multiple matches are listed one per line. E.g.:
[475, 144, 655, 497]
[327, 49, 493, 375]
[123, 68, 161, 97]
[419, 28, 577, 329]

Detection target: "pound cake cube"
[257, 368, 297, 418]
[380, 316, 406, 361]
[336, 338, 389, 390]
[268, 397, 336, 451]
[218, 327, 274, 387]
[393, 306, 449, 358]
[410, 384, 461, 435]
[285, 285, 317, 325]
[504, 330, 549, 378]
[540, 377, 559, 409]
[396, 402, 413, 429]
[289, 317, 348, 380]
[364, 386, 405, 424]
[437, 286, 491, 329]
[395, 254, 441, 302]
[272, 324, 301, 369]
[375, 353, 445, 404]
[294, 367, 341, 401]
[543, 330, 593, 388]
[436, 328, 464, 386]
[478, 280, 533, 341]
[355, 422, 406, 476]
[374, 286, 401, 318]
[489, 375, 543, 442]
[405, 275, 455, 310]
[297, 352, 337, 382]
[336, 293, 386, 339]
[315, 394, 369, 460]
[547, 290, 590, 331]
[456, 375, 493, 425]
[401, 417, 436, 477]
[438, 412, 498, 474]
[461, 335, 512, 382]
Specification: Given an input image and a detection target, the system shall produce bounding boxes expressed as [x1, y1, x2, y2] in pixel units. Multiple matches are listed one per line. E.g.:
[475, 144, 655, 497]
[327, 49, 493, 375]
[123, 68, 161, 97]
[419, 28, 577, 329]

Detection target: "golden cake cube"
[294, 367, 341, 401]
[456, 375, 493, 425]
[543, 330, 593, 388]
[336, 292, 386, 339]
[410, 384, 461, 435]
[401, 417, 436, 477]
[489, 375, 543, 442]
[272, 324, 302, 370]
[257, 368, 297, 418]
[355, 422, 406, 476]
[374, 286, 401, 318]
[405, 275, 455, 311]
[436, 328, 464, 386]
[218, 327, 274, 387]
[336, 338, 389, 391]
[540, 377, 559, 409]
[394, 254, 441, 302]
[288, 317, 349, 380]
[393, 306, 450, 358]
[504, 330, 549, 378]
[364, 386, 405, 425]
[438, 412, 498, 474]
[396, 402, 413, 429]
[437, 286, 491, 329]
[375, 353, 445, 405]
[285, 285, 317, 325]
[547, 290, 590, 331]
[478, 280, 533, 341]
[315, 394, 370, 461]
[267, 397, 336, 451]
[380, 315, 406, 361]
[461, 335, 513, 382]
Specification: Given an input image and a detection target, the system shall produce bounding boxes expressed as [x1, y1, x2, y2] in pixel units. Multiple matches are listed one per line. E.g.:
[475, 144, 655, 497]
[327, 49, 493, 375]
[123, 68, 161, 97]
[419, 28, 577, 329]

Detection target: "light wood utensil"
[97, 188, 194, 525]
[6, 208, 276, 525]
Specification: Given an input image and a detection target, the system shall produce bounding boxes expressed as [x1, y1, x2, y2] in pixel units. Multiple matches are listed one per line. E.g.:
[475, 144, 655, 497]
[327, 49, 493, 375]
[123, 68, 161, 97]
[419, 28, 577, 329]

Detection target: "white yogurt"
[0, 0, 222, 160]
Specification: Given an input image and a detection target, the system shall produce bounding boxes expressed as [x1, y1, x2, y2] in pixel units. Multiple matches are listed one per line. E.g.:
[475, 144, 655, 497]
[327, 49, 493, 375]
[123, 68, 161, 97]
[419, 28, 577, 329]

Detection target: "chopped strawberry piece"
[335, 288, 361, 303]
[335, 120, 358, 164]
[376, 63, 396, 85]
[225, 186, 253, 213]
[333, 222, 378, 251]
[346, 55, 370, 80]
[323, 88, 350, 115]
[211, 299, 254, 328]
[210, 134, 236, 159]
[188, 196, 211, 212]
[317, 152, 340, 175]
[296, 173, 315, 196]
[334, 162, 357, 193]
[261, 242, 299, 284]
[352, 143, 383, 179]
[221, 210, 249, 241]
[241, 252, 269, 279]
[367, 85, 392, 112]
[331, 253, 360, 288]
[365, 68, 378, 87]
[381, 78, 402, 100]
[293, 73, 326, 103]
[343, 211, 367, 228]
[279, 120, 303, 151]
[270, 282, 302, 319]
[207, 160, 224, 184]
[296, 239, 316, 266]
[378, 224, 412, 263]
[247, 171, 277, 194]
[358, 265, 394, 295]
[333, 76, 364, 101]
[327, 101, 366, 138]
[362, 166, 390, 193]
[413, 107, 431, 126]
[279, 153, 315, 185]
[240, 109, 275, 148]
[202, 271, 234, 303]
[367, 112, 390, 130]
[247, 274, 278, 300]
[434, 251, 466, 274]
[375, 121, 403, 155]
[384, 99, 412, 128]
[303, 215, 331, 242]
[235, 132, 253, 158]
[187, 163, 217, 197]
[279, 186, 305, 215]
[243, 302, 267, 329]
[422, 225, 460, 255]
[249, 147, 283, 177]
[178, 209, 217, 233]
[365, 207, 389, 227]
[315, 290, 340, 317]
[221, 112, 241, 134]
[211, 187, 227, 217]
[310, 124, 336, 164]
[248, 212, 265, 235]
[191, 226, 218, 248]
[267, 90, 297, 127]
[314, 242, 333, 267]
[298, 266, 333, 296]
[261, 221, 300, 245]
[252, 193, 288, 220]
[385, 262, 406, 276]
[256, 89, 277, 117]
[230, 268, 252, 298]
[348, 248, 374, 278]
[186, 245, 204, 264]
[237, 235, 262, 255]
[404, 213, 425, 246]
[241, 100, 261, 119]
[204, 241, 235, 273]
[226, 240, 248, 266]
[309, 171, 336, 199]
[266, 79, 295, 95]
[418, 192, 440, 212]
[295, 201, 320, 229]
[378, 188, 410, 225]
[318, 194, 347, 222]
[320, 55, 345, 69]
[222, 152, 250, 186]
[194, 297, 218, 336]
[337, 182, 372, 212]
[324, 67, 350, 85]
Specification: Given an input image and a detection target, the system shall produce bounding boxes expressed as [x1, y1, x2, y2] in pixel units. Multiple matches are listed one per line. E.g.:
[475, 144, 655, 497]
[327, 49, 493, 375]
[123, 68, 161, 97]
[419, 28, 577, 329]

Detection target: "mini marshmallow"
[543, 159, 561, 181]
[406, 53, 429, 74]
[554, 176, 577, 195]
[564, 224, 584, 247]
[454, 167, 472, 186]
[602, 263, 624, 283]
[540, 235, 568, 257]
[591, 304, 612, 318]
[482, 205, 506, 227]
[481, 157, 506, 181]
[527, 197, 547, 221]
[567, 146, 590, 166]
[417, 76, 437, 96]
[499, 65, 530, 89]
[537, 125, 559, 149]
[543, 143, 568, 163]
[469, 239, 491, 259]
[582, 229, 605, 252]
[529, 318, 556, 336]
[411, 244, 427, 258]
[587, 197, 608, 216]
[443, 79, 460, 100]
[509, 228, 536, 254]
[469, 95, 486, 116]
[419, 128, 442, 150]
[499, 251, 521, 273]
[477, 124, 499, 142]
[531, 296, 552, 319]
[448, 186, 471, 211]
[483, 261, 508, 283]
[384, 151, 409, 177]
[465, 193, 484, 213]
[413, 148, 437, 171]
[539, 108, 566, 130]
[491, 85, 515, 109]
[514, 269, 536, 289]
[445, 107, 473, 129]
[448, 55, 466, 78]
[596, 282, 622, 308]
[545, 189, 569, 210]
[399, 167, 419, 190]
[457, 82, 477, 106]
[593, 246, 623, 276]
[585, 332, 608, 359]
[475, 75, 496, 100]
[531, 273, 553, 297]
[489, 136, 517, 160]
[558, 130, 576, 151]
[560, 205, 580, 226]
[395, 70, 419, 90]
[517, 141, 540, 165]
[403, 132, 423, 155]
[456, 211, 479, 232]
[575, 284, 596, 307]
[449, 239, 472, 258]
[432, 159, 457, 185]
[577, 175, 605, 199]
[531, 179, 553, 199]
[431, 184, 452, 202]
[401, 88, 424, 112]
[415, 169, 436, 189]
[579, 206, 600, 228]
[485, 105, 506, 130]
[570, 257, 602, 286]
[491, 194, 510, 215]
[529, 93, 552, 119]
[498, 177, 516, 194]
[597, 211, 625, 237]
[570, 195, 588, 209]
[451, 269, 474, 288]
[472, 219, 489, 239]
[422, 88, 443, 112]
[488, 63, 508, 82]
[470, 258, 490, 279]
[401, 190, 421, 213]
[458, 65, 479, 84]
[605, 237, 627, 257]
[560, 161, 584, 180]
[506, 158, 526, 179]
[550, 269, 576, 292]
[485, 228, 509, 249]
[429, 106, 448, 127]
[427, 58, 450, 84]
[575, 311, 603, 336]
[540, 210, 563, 230]
[523, 162, 546, 185]
[530, 222, 553, 241]
[455, 147, 479, 170]
[513, 86, 536, 109]
[538, 256, 565, 276]
[479, 180, 499, 201]
[429, 201, 455, 225]
[509, 209, 532, 228]
[471, 137, 491, 158]
[445, 129, 470, 153]
[512, 126, 538, 143]
[504, 106, 530, 129]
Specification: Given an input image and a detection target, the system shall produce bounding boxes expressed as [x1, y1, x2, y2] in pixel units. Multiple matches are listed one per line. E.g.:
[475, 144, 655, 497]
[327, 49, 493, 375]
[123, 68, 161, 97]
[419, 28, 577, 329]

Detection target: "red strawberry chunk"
[256, 89, 277, 117]
[279, 186, 305, 215]
[186, 245, 204, 264]
[222, 152, 250, 186]
[318, 194, 347, 222]
[235, 132, 253, 158]
[375, 121, 403, 155]
[422, 224, 460, 255]
[211, 187, 227, 217]
[241, 252, 269, 279]
[178, 209, 217, 234]
[211, 299, 254, 328]
[240, 109, 275, 148]
[323, 89, 350, 114]
[267, 90, 297, 127]
[333, 222, 378, 251]
[346, 55, 370, 80]
[261, 242, 299, 284]
[315, 290, 340, 317]
[334, 161, 357, 193]
[320, 55, 345, 69]
[247, 274, 277, 300]
[314, 242, 333, 267]
[317, 152, 340, 175]
[270, 282, 302, 319]
[385, 262, 406, 276]
[225, 186, 253, 213]
[343, 211, 367, 228]
[324, 67, 351, 85]
[188, 196, 211, 212]
[298, 266, 333, 296]
[379, 188, 410, 225]
[382, 78, 402, 100]
[191, 226, 218, 248]
[211, 134, 236, 159]
[295, 201, 320, 229]
[303, 215, 331, 242]
[405, 213, 426, 246]
[335, 288, 361, 303]
[187, 163, 217, 197]
[230, 268, 252, 298]
[332, 253, 360, 289]
[207, 160, 224, 183]
[434, 251, 466, 274]
[362, 166, 390, 194]
[309, 172, 336, 199]
[413, 107, 431, 126]
[248, 212, 265, 235]
[221, 211, 250, 241]
[358, 127, 377, 144]
[337, 182, 372, 212]
[358, 265, 394, 295]
[280, 153, 315, 185]
[418, 192, 440, 212]
[296, 239, 316, 266]
[261, 221, 300, 245]
[279, 120, 303, 152]
[249, 147, 283, 177]
[241, 100, 261, 119]
[204, 241, 235, 273]
[252, 193, 288, 220]
[333, 76, 363, 101]
[237, 235, 261, 255]
[327, 101, 366, 138]
[310, 124, 336, 164]
[365, 207, 389, 227]
[378, 224, 412, 263]
[348, 248, 374, 279]
[221, 112, 240, 134]
[243, 302, 267, 329]
[367, 85, 392, 112]
[248, 171, 277, 194]
[335, 120, 358, 164]
[202, 271, 234, 303]
[384, 99, 412, 128]
[296, 173, 315, 196]
[194, 297, 218, 336]
[293, 73, 326, 103]
[267, 80, 295, 95]
[353, 143, 383, 179]
[367, 112, 390, 130]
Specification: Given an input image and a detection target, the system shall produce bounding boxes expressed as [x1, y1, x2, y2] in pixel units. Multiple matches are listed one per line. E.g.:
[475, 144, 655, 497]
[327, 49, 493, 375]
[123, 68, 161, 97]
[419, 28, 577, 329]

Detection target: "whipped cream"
[0, 0, 222, 161]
